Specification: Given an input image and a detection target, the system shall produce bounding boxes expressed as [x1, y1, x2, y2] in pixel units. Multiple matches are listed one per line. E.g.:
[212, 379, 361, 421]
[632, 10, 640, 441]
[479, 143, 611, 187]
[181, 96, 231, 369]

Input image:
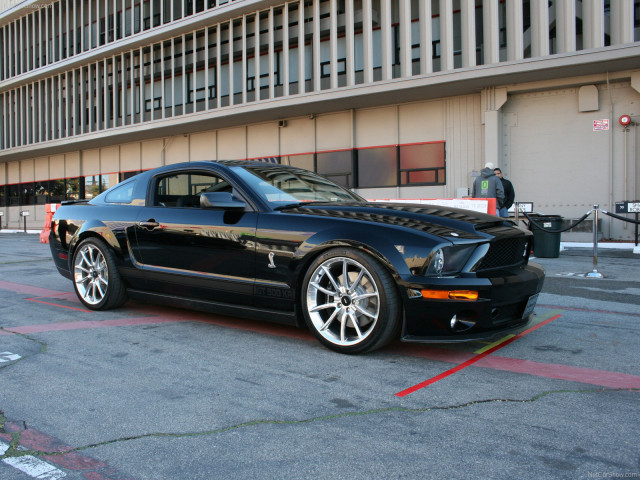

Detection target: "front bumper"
[400, 262, 545, 342]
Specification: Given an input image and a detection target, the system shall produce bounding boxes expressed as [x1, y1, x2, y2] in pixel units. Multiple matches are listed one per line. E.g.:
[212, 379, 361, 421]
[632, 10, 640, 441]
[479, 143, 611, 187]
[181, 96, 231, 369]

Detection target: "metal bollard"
[585, 204, 604, 278]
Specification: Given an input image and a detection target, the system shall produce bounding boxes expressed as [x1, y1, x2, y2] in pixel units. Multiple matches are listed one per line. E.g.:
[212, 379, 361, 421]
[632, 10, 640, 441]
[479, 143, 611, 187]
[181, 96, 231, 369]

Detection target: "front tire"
[301, 248, 401, 354]
[72, 237, 127, 310]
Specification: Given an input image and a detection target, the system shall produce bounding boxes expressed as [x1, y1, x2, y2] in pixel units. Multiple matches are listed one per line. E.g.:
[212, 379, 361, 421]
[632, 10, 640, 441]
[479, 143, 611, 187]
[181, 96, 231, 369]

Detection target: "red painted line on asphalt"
[2, 316, 188, 335]
[1, 422, 135, 480]
[4, 281, 639, 391]
[0, 279, 68, 297]
[538, 304, 640, 318]
[394, 314, 563, 397]
[26, 297, 92, 313]
[474, 355, 640, 389]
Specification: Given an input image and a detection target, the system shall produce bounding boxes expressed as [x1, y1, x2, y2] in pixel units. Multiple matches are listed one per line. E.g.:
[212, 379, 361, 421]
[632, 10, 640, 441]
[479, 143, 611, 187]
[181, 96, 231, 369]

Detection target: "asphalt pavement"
[0, 233, 638, 480]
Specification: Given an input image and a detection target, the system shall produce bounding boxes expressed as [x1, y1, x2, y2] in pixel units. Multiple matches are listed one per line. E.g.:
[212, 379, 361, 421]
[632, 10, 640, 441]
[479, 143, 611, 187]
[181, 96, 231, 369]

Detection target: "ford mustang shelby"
[50, 161, 544, 354]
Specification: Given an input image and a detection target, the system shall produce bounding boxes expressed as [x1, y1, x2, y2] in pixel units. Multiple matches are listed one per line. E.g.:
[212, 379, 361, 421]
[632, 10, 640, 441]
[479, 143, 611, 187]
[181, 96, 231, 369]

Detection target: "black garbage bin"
[529, 214, 563, 258]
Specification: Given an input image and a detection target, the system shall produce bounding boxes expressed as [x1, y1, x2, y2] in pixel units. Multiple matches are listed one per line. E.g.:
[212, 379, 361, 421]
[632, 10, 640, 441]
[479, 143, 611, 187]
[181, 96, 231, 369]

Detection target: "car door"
[133, 169, 257, 306]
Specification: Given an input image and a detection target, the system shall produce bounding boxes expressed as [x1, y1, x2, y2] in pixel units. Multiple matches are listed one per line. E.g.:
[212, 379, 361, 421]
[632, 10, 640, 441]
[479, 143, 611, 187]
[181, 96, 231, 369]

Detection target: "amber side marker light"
[421, 289, 479, 301]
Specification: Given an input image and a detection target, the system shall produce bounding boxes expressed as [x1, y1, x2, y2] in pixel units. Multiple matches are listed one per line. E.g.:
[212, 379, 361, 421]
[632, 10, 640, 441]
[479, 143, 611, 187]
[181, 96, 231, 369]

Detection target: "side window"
[105, 179, 136, 204]
[153, 172, 230, 208]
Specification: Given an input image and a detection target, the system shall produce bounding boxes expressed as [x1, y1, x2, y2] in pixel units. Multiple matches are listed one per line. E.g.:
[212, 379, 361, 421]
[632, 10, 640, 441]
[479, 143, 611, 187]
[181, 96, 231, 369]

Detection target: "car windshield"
[231, 165, 364, 207]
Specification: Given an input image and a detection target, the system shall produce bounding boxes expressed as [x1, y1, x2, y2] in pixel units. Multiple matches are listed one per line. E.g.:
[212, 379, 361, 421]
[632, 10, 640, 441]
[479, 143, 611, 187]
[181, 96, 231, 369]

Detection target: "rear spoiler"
[61, 199, 90, 205]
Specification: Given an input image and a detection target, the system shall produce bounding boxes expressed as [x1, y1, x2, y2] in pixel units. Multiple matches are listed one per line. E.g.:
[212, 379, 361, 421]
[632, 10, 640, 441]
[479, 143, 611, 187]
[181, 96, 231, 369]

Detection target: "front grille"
[476, 237, 528, 271]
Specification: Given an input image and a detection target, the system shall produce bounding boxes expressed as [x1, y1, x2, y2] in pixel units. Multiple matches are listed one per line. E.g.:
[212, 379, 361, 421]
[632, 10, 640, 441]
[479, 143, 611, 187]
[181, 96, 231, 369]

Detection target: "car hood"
[280, 202, 517, 241]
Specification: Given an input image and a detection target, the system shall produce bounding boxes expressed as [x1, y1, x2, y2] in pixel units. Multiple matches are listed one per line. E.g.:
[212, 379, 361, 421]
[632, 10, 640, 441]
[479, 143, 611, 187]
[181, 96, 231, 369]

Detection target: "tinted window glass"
[154, 172, 229, 207]
[35, 182, 48, 205]
[21, 183, 35, 205]
[282, 154, 314, 172]
[105, 179, 136, 204]
[399, 142, 446, 186]
[66, 178, 81, 200]
[49, 179, 66, 203]
[8, 184, 19, 206]
[232, 166, 362, 207]
[316, 150, 354, 188]
[357, 147, 397, 187]
[84, 176, 101, 199]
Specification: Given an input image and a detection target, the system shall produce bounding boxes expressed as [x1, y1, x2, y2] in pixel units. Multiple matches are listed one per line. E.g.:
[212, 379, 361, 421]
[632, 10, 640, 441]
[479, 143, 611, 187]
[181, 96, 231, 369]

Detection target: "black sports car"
[50, 161, 544, 354]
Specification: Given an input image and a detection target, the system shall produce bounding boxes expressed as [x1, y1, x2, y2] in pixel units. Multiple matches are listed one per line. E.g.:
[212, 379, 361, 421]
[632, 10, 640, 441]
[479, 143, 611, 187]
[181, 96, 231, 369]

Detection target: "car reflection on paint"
[49, 161, 544, 354]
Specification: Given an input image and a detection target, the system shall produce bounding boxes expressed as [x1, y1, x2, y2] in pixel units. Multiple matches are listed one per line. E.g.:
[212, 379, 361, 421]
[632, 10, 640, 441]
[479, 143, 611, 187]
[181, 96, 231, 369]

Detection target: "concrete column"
[362, 0, 373, 83]
[313, 0, 320, 92]
[531, 0, 549, 57]
[439, 0, 454, 71]
[399, 0, 412, 77]
[482, 0, 499, 64]
[506, 0, 523, 61]
[556, 0, 576, 53]
[380, 0, 392, 80]
[482, 87, 508, 167]
[419, 0, 433, 74]
[345, 0, 355, 86]
[611, 0, 635, 45]
[582, 0, 604, 49]
[461, 0, 476, 67]
[330, 0, 338, 89]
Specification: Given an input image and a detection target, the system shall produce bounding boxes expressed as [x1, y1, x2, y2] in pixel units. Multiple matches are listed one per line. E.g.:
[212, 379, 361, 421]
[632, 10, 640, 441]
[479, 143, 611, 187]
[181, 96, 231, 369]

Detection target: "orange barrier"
[40, 203, 61, 243]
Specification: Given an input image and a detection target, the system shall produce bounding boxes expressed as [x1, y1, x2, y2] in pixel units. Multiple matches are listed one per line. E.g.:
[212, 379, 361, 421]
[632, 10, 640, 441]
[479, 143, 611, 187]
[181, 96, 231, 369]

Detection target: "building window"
[316, 150, 354, 188]
[356, 147, 398, 188]
[21, 183, 35, 205]
[49, 179, 66, 203]
[66, 178, 82, 200]
[84, 176, 102, 199]
[120, 171, 143, 182]
[8, 184, 20, 206]
[399, 142, 446, 186]
[282, 154, 314, 172]
[34, 182, 48, 205]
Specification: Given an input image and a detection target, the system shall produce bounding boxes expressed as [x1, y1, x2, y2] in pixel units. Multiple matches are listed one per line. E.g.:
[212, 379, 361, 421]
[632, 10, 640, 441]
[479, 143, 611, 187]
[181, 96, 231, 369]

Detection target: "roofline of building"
[1, 43, 639, 163]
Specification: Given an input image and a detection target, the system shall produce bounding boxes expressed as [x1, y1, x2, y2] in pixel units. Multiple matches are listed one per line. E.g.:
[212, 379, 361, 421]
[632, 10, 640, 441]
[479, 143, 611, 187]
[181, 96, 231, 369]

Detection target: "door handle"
[137, 219, 159, 230]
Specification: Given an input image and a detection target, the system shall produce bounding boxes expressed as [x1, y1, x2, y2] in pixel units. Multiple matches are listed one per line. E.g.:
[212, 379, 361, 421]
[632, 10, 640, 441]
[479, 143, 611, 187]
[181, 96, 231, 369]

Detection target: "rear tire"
[72, 237, 127, 310]
[301, 248, 401, 354]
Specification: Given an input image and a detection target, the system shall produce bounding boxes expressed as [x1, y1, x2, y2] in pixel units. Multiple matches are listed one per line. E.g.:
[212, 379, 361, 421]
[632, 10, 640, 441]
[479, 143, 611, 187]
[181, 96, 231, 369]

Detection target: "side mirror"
[200, 192, 246, 210]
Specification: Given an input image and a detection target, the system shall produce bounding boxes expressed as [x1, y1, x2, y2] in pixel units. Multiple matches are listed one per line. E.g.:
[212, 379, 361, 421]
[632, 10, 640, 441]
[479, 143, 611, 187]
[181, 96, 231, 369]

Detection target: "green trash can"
[529, 215, 563, 258]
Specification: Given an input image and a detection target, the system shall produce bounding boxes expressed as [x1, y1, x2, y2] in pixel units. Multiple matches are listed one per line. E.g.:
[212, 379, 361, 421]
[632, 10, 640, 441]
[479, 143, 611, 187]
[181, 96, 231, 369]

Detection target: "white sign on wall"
[593, 119, 609, 131]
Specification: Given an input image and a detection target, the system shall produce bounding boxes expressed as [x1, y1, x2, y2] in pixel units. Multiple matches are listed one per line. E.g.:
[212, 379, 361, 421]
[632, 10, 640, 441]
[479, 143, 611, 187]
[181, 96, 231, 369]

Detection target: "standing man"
[494, 167, 515, 218]
[472, 162, 505, 215]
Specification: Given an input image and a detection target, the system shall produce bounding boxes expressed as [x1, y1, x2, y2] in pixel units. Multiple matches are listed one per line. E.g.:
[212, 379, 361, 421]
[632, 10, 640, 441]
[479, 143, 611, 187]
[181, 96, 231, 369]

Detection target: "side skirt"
[126, 289, 298, 326]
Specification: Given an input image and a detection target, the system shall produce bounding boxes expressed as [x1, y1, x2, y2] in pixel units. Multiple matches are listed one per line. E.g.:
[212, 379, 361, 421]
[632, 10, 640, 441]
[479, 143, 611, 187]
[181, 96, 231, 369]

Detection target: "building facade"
[0, 0, 639, 240]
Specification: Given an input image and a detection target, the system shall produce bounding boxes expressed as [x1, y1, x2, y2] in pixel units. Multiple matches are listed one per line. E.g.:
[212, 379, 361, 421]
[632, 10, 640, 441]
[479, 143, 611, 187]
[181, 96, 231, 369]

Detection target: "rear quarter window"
[105, 180, 136, 204]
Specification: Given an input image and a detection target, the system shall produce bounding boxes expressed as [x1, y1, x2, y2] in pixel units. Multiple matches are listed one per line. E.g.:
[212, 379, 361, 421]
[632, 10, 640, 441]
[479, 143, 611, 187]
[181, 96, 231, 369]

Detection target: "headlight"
[426, 248, 445, 275]
[424, 245, 476, 276]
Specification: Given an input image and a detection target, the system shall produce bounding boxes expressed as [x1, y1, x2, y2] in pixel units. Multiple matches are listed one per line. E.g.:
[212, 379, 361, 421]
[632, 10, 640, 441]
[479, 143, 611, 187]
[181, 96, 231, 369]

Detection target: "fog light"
[450, 315, 477, 332]
[421, 289, 479, 300]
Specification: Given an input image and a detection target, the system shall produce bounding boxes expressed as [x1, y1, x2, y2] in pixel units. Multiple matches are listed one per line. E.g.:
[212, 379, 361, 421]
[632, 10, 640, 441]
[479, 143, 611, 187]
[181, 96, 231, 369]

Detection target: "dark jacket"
[499, 177, 515, 210]
[472, 168, 505, 207]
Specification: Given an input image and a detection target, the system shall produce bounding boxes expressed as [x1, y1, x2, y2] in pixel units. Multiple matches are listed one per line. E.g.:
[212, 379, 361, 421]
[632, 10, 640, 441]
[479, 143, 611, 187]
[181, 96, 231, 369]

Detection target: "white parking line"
[0, 352, 22, 362]
[0, 441, 66, 479]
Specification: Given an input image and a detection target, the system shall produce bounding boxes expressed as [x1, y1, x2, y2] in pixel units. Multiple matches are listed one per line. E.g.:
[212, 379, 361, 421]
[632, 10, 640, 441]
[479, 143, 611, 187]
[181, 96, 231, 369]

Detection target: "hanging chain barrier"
[520, 210, 593, 233]
[601, 209, 640, 225]
[513, 203, 640, 279]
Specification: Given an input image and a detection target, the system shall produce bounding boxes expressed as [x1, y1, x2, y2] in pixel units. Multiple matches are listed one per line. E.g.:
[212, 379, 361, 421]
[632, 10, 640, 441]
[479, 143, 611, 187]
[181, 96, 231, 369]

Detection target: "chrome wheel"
[306, 256, 380, 347]
[73, 242, 109, 306]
